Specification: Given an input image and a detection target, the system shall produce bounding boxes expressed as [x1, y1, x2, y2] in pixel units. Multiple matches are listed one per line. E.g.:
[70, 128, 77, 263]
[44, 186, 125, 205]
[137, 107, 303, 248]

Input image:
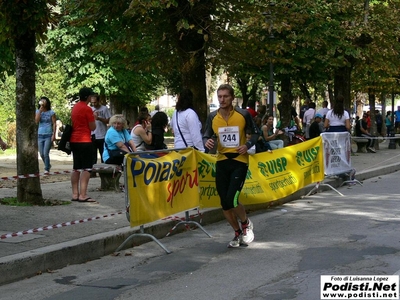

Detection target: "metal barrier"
[304, 132, 362, 198]
[117, 148, 212, 254]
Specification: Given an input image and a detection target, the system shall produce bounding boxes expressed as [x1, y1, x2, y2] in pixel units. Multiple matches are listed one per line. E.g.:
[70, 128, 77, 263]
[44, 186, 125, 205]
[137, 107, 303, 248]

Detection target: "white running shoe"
[228, 232, 243, 248]
[241, 219, 254, 244]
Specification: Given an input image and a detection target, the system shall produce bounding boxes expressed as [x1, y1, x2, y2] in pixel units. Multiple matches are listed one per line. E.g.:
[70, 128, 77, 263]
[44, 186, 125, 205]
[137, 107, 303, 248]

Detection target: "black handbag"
[255, 136, 272, 153]
[105, 142, 132, 165]
[108, 149, 127, 163]
[57, 124, 72, 154]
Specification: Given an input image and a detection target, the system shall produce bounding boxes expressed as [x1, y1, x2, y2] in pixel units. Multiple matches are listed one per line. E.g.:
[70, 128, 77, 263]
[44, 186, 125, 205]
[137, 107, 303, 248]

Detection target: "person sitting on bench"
[355, 113, 376, 153]
[103, 114, 137, 165]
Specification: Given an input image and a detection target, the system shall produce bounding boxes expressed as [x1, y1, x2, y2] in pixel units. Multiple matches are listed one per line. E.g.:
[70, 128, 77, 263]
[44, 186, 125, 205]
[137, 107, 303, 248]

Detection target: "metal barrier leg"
[319, 182, 344, 196]
[166, 211, 212, 238]
[303, 182, 321, 198]
[303, 181, 344, 198]
[115, 225, 172, 254]
[340, 179, 363, 187]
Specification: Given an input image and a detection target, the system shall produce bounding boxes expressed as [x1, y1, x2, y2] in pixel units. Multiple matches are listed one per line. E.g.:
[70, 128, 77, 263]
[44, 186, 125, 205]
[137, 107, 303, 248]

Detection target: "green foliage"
[0, 74, 16, 142]
[0, 148, 16, 156]
[1, 0, 400, 135]
[164, 108, 175, 120]
[36, 61, 71, 124]
[0, 44, 14, 77]
[0, 64, 71, 140]
[0, 197, 33, 207]
[0, 0, 58, 43]
[0, 197, 71, 206]
[45, 1, 163, 106]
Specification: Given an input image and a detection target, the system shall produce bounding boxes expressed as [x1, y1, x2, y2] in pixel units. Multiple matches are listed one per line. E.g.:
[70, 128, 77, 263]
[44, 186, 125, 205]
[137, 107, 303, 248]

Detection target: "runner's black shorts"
[215, 159, 248, 210]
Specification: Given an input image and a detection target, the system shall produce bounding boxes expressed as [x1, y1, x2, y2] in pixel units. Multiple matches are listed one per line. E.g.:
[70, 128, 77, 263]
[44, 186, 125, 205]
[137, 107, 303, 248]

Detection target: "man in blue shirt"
[395, 106, 400, 133]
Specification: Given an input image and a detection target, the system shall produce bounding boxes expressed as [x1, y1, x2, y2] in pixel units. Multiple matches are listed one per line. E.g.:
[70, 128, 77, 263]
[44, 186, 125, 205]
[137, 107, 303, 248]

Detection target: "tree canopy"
[1, 0, 400, 203]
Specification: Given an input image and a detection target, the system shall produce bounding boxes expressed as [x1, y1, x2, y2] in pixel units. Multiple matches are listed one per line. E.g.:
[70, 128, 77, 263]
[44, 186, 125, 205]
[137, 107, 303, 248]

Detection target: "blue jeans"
[38, 134, 52, 171]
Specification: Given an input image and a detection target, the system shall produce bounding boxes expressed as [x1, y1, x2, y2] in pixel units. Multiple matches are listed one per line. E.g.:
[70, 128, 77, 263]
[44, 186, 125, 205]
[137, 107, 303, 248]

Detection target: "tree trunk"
[109, 94, 138, 125]
[15, 30, 43, 204]
[170, 0, 212, 128]
[279, 76, 294, 146]
[334, 64, 352, 108]
[236, 77, 250, 109]
[298, 80, 311, 101]
[368, 89, 378, 149]
[180, 49, 208, 127]
[279, 76, 293, 126]
[327, 83, 334, 105]
[381, 92, 387, 136]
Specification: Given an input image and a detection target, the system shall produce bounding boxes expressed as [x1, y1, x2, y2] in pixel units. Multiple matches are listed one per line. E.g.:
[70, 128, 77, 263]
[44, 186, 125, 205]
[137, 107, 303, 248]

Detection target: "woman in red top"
[70, 87, 97, 203]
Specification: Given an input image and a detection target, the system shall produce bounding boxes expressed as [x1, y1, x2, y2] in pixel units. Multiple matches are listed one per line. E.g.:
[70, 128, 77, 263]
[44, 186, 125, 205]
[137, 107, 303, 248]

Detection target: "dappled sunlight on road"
[249, 241, 301, 250]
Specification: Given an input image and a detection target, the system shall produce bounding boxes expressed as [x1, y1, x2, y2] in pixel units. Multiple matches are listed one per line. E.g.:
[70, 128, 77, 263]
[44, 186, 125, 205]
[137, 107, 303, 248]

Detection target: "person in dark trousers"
[355, 113, 376, 153]
[90, 94, 111, 165]
[375, 109, 383, 137]
[203, 84, 259, 248]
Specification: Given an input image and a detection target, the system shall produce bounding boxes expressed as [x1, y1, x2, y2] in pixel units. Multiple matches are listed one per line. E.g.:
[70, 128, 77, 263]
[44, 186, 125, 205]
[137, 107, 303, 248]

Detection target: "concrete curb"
[1, 162, 399, 285]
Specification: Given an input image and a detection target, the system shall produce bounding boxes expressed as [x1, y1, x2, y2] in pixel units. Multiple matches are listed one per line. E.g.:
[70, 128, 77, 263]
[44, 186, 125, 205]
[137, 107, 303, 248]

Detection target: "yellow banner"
[244, 136, 324, 204]
[125, 148, 199, 227]
[196, 136, 324, 207]
[125, 137, 324, 227]
[196, 151, 219, 208]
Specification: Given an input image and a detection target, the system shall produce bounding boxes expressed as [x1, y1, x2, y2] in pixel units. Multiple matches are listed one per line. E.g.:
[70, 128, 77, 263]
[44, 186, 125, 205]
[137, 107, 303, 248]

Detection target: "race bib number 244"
[219, 126, 240, 148]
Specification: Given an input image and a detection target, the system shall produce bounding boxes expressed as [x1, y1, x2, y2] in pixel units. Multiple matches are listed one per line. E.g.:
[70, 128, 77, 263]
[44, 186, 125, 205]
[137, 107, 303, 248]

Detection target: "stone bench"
[351, 137, 369, 153]
[92, 163, 122, 192]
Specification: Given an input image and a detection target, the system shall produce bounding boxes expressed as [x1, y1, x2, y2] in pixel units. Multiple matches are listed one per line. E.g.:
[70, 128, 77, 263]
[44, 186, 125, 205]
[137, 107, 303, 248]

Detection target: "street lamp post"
[264, 2, 275, 117]
[269, 45, 274, 118]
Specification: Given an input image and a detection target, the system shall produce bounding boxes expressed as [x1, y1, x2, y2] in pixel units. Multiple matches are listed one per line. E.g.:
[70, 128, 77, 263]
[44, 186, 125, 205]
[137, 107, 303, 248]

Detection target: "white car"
[209, 103, 218, 112]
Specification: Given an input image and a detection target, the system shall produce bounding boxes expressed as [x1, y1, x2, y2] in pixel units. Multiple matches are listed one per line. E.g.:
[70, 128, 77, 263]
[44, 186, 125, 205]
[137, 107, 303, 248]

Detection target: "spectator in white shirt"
[170, 89, 205, 151]
[303, 102, 316, 139]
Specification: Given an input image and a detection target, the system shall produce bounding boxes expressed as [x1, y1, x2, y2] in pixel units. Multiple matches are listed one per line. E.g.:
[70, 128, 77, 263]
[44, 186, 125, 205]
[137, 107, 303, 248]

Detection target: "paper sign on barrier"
[320, 132, 352, 176]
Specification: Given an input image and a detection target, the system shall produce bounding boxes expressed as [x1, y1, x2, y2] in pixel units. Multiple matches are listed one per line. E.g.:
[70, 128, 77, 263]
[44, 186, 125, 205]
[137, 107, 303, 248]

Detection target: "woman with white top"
[170, 89, 205, 151]
[324, 95, 351, 132]
[130, 113, 152, 151]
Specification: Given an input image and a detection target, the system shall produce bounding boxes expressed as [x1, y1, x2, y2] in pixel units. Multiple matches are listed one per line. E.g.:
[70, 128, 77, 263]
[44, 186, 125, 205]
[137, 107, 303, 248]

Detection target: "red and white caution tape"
[0, 211, 123, 239]
[0, 165, 122, 182]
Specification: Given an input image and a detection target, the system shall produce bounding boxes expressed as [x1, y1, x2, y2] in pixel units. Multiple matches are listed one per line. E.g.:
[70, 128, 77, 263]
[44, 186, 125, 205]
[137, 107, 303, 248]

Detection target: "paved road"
[1, 138, 400, 286]
[0, 172, 399, 300]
